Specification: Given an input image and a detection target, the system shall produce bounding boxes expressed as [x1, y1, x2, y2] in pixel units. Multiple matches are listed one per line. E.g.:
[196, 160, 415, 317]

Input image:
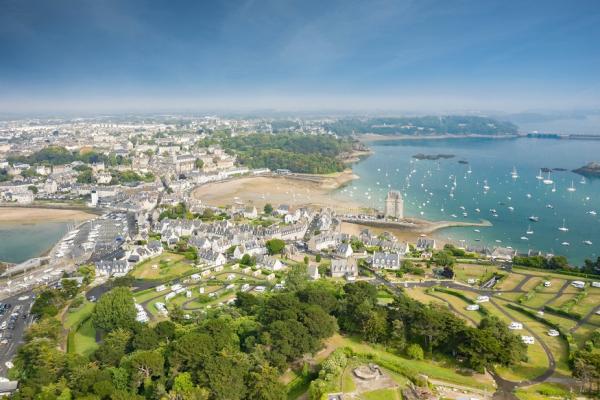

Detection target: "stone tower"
[384, 190, 404, 219]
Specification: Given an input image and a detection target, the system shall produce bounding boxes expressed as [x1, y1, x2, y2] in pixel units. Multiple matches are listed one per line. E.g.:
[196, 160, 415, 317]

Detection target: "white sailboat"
[558, 219, 569, 232]
[536, 169, 544, 180]
[567, 180, 576, 192]
[543, 172, 553, 185]
[511, 166, 519, 179]
[551, 184, 556, 193]
[526, 225, 534, 235]
[483, 180, 490, 191]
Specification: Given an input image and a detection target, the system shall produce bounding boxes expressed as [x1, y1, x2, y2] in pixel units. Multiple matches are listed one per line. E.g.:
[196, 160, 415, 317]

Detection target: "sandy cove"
[192, 169, 363, 211]
[0, 206, 95, 223]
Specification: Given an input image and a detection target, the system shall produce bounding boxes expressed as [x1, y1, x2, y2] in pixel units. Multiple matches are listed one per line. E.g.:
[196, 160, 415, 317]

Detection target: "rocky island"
[412, 153, 455, 160]
[573, 162, 600, 177]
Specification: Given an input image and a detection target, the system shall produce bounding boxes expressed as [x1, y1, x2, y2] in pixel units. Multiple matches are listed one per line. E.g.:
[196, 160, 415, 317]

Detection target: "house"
[371, 252, 401, 270]
[198, 250, 226, 267]
[275, 204, 290, 216]
[189, 236, 212, 250]
[243, 206, 258, 219]
[416, 237, 436, 251]
[95, 259, 130, 277]
[307, 264, 320, 280]
[308, 233, 339, 251]
[259, 256, 284, 271]
[336, 243, 354, 258]
[330, 258, 358, 279]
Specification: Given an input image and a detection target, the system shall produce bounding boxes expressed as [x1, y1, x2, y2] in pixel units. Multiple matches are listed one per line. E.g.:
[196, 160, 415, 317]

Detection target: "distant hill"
[324, 116, 518, 136]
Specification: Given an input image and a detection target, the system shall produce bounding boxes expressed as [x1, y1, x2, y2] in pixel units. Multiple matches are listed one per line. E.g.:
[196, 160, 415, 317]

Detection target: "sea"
[0, 221, 71, 264]
[336, 137, 600, 265]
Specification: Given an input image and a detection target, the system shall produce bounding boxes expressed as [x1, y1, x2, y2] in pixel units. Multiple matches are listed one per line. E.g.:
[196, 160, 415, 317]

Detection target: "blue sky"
[1, 0, 599, 113]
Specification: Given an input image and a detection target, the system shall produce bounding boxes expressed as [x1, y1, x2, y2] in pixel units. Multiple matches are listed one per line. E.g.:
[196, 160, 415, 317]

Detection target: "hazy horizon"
[1, 0, 599, 113]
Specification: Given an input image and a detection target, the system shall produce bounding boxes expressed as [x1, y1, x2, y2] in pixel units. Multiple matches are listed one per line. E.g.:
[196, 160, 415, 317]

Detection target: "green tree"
[195, 158, 204, 169]
[263, 203, 273, 215]
[266, 239, 285, 255]
[94, 328, 132, 366]
[92, 287, 136, 331]
[246, 364, 286, 400]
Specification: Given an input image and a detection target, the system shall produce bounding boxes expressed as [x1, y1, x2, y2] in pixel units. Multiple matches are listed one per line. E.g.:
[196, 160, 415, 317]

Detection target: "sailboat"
[558, 219, 569, 232]
[536, 169, 544, 180]
[543, 172, 553, 185]
[567, 181, 576, 192]
[526, 225, 534, 235]
[511, 167, 519, 179]
[483, 180, 490, 191]
[551, 184, 556, 193]
[467, 166, 472, 174]
[583, 240, 593, 246]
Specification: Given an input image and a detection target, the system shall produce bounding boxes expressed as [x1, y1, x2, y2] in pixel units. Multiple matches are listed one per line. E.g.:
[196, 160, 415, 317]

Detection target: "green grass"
[70, 318, 98, 357]
[341, 366, 356, 393]
[432, 291, 482, 326]
[130, 252, 194, 280]
[361, 388, 401, 400]
[515, 382, 571, 400]
[453, 263, 499, 285]
[328, 335, 495, 391]
[285, 371, 315, 400]
[64, 301, 95, 329]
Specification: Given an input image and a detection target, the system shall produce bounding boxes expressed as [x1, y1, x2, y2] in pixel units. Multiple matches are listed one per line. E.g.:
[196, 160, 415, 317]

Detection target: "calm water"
[337, 137, 600, 264]
[0, 221, 70, 263]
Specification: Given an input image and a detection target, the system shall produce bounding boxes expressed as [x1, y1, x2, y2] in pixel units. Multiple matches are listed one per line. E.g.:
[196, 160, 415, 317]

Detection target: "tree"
[125, 350, 165, 389]
[94, 328, 132, 366]
[195, 158, 204, 170]
[406, 343, 424, 360]
[263, 203, 273, 214]
[203, 352, 249, 400]
[246, 364, 286, 400]
[266, 239, 285, 255]
[92, 287, 136, 331]
[315, 254, 322, 262]
[240, 254, 255, 266]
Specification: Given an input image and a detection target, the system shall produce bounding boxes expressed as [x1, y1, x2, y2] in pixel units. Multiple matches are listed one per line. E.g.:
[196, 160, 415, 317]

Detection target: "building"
[330, 258, 358, 279]
[416, 237, 436, 251]
[371, 252, 401, 270]
[384, 190, 404, 219]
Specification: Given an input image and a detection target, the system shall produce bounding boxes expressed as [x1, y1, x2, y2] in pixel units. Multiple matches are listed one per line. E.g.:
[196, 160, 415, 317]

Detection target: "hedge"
[543, 305, 583, 321]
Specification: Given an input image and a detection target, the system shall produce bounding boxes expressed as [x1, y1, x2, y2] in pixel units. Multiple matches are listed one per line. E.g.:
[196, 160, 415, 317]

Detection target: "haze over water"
[339, 137, 600, 265]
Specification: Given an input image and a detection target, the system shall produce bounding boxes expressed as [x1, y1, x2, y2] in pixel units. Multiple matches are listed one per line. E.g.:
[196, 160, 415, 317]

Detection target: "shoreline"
[357, 133, 519, 142]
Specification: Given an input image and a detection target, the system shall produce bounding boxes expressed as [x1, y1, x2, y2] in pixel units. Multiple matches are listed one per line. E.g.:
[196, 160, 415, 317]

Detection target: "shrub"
[406, 343, 424, 360]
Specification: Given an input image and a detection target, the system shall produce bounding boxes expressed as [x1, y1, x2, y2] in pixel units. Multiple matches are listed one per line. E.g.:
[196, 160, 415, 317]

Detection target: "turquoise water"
[338, 137, 600, 264]
[0, 221, 70, 263]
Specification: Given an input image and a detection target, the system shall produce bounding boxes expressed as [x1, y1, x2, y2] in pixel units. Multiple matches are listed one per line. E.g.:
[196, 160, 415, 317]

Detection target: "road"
[0, 291, 35, 377]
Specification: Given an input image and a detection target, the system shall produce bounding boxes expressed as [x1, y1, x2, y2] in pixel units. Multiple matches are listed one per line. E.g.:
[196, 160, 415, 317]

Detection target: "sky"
[0, 0, 599, 113]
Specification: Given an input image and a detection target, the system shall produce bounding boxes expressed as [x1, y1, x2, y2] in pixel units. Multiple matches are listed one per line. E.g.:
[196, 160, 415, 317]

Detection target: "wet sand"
[0, 207, 95, 223]
[192, 170, 363, 211]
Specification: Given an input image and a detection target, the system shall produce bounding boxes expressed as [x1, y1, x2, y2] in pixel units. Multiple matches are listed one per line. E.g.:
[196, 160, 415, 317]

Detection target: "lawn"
[496, 299, 571, 377]
[64, 300, 95, 329]
[326, 335, 495, 391]
[403, 287, 442, 305]
[70, 318, 98, 358]
[522, 293, 555, 309]
[432, 291, 482, 326]
[521, 278, 544, 293]
[570, 292, 600, 317]
[496, 273, 525, 291]
[453, 263, 499, 285]
[514, 382, 571, 400]
[361, 388, 401, 400]
[130, 252, 194, 280]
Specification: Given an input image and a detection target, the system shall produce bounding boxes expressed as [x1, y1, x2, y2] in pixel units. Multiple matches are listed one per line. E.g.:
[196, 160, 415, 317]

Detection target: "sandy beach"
[192, 170, 364, 211]
[0, 207, 95, 223]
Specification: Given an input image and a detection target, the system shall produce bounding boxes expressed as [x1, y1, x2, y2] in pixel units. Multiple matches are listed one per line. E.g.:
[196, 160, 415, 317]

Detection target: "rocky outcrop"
[573, 162, 600, 177]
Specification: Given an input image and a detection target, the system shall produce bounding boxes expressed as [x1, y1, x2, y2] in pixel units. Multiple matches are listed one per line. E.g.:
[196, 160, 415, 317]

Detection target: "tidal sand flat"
[192, 170, 362, 210]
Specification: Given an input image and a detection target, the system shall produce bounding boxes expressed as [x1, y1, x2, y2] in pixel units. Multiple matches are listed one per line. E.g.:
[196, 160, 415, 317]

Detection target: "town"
[0, 116, 598, 399]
